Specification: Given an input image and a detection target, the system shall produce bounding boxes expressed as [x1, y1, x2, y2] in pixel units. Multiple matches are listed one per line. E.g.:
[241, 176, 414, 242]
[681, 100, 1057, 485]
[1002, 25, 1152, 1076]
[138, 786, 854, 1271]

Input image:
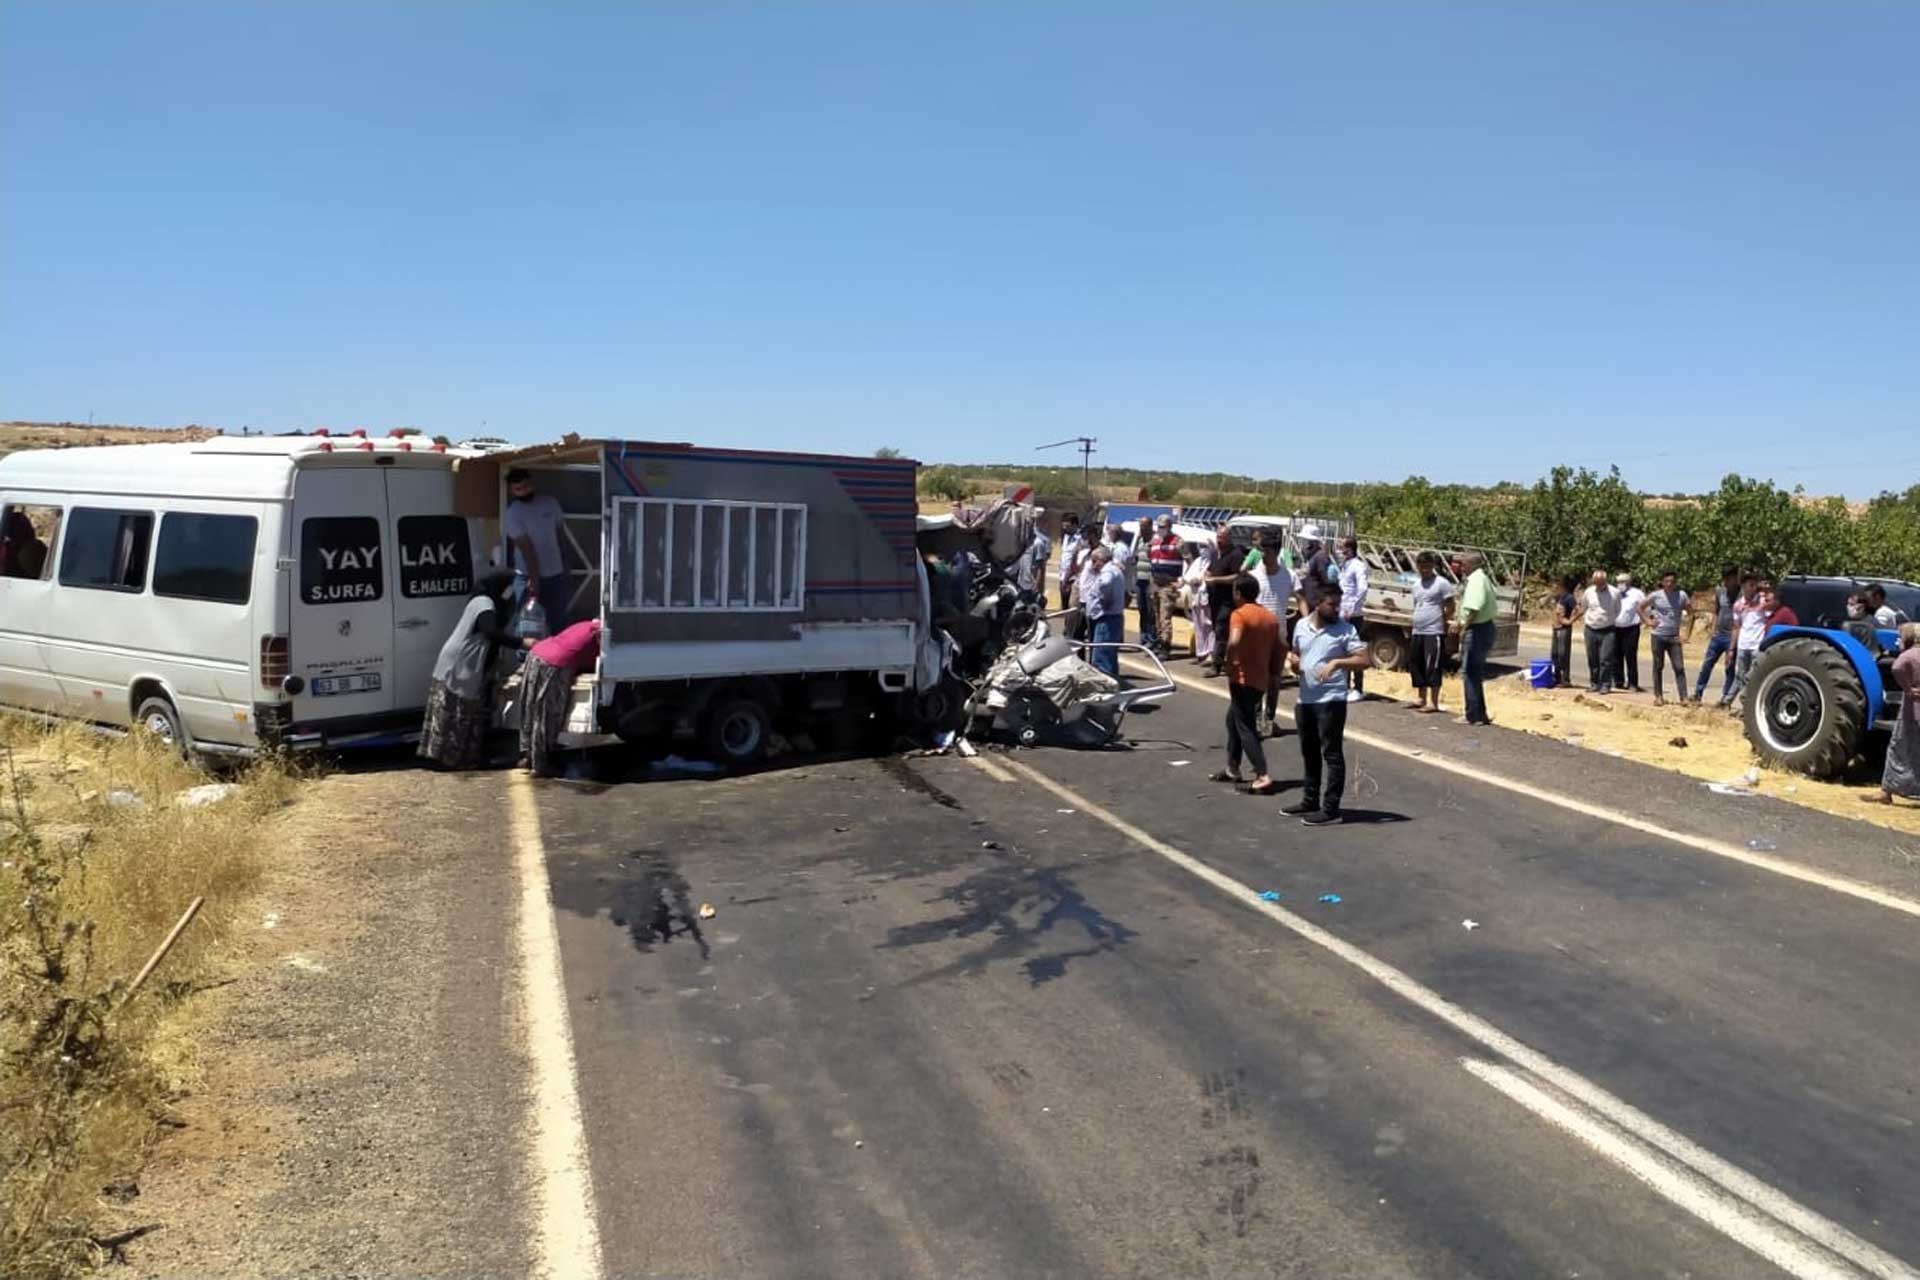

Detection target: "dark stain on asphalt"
[608, 849, 711, 959]
[879, 862, 1136, 986]
[876, 756, 963, 809]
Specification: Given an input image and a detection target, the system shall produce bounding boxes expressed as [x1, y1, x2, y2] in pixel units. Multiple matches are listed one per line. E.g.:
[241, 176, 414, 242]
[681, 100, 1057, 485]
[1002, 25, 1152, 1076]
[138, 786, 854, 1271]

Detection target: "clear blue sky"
[4, 3, 1915, 496]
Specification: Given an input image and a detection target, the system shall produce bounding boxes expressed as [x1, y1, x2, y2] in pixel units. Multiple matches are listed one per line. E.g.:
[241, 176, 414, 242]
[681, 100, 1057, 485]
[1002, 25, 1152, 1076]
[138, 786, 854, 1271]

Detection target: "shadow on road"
[879, 861, 1138, 988]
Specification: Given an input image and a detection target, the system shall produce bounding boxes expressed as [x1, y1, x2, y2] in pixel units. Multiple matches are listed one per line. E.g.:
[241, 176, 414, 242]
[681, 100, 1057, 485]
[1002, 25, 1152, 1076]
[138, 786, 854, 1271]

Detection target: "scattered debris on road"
[1668, 736, 1689, 749]
[1318, 893, 1342, 905]
[1747, 838, 1778, 852]
[1462, 919, 1480, 930]
[1258, 890, 1282, 902]
[697, 902, 717, 920]
[1705, 782, 1756, 797]
[1168, 760, 1191, 767]
[980, 839, 1002, 850]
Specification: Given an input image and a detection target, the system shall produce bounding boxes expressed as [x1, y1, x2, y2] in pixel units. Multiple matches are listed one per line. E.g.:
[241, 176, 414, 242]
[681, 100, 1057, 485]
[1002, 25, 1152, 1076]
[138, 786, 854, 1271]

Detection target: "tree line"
[917, 462, 1920, 589]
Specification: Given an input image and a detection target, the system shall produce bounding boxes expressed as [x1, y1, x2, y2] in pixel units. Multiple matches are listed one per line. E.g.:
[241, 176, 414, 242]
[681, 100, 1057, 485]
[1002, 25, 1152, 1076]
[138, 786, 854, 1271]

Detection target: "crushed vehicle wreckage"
[917, 497, 1176, 751]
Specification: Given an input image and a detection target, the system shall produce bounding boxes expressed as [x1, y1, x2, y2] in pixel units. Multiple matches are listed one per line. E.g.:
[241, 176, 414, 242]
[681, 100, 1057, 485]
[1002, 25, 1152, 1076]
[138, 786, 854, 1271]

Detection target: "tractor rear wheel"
[1742, 638, 1866, 779]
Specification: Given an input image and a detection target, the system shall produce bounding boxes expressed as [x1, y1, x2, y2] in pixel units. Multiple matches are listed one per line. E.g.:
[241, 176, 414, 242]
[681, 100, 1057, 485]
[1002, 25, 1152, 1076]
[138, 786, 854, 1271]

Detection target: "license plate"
[311, 673, 382, 697]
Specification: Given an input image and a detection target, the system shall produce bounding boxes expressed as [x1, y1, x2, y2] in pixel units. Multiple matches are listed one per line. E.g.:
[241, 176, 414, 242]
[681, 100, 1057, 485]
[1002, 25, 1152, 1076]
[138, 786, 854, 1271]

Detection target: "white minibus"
[0, 432, 481, 756]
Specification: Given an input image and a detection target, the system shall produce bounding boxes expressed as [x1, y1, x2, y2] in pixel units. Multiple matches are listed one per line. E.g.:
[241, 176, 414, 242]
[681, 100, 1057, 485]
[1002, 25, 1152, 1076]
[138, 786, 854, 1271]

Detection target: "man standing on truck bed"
[504, 468, 570, 628]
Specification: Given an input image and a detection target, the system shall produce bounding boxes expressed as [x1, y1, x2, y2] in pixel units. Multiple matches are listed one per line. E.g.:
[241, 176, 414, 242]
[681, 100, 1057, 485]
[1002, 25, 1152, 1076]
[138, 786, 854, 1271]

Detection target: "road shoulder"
[132, 767, 534, 1278]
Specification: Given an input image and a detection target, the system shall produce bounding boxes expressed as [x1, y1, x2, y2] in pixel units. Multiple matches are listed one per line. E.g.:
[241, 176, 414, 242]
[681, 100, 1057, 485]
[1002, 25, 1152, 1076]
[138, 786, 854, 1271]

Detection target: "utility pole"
[1036, 436, 1097, 493]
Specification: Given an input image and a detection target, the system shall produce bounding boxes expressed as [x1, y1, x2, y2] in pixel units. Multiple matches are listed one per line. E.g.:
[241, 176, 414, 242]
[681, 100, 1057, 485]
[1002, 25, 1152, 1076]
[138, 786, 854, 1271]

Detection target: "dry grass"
[0, 718, 292, 1279]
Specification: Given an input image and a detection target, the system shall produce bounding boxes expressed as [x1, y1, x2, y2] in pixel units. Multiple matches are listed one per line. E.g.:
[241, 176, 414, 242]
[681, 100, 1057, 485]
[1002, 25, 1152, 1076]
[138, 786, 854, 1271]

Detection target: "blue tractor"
[1742, 575, 1920, 777]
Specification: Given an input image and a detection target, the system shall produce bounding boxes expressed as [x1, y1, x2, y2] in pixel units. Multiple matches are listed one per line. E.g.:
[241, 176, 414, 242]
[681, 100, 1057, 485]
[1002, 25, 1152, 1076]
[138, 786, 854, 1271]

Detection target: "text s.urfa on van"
[0, 431, 484, 755]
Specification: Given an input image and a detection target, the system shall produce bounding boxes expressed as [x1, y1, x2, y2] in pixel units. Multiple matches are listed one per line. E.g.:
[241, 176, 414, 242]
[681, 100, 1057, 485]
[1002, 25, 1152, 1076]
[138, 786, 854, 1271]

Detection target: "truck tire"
[1365, 628, 1407, 673]
[704, 695, 772, 767]
[907, 673, 970, 736]
[1742, 638, 1866, 779]
[133, 694, 191, 759]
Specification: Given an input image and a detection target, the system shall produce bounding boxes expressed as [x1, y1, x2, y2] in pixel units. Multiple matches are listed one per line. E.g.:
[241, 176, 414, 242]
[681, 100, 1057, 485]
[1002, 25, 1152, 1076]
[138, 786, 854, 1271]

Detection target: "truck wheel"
[1742, 639, 1865, 779]
[1365, 629, 1407, 673]
[908, 673, 970, 736]
[133, 694, 191, 758]
[704, 696, 772, 766]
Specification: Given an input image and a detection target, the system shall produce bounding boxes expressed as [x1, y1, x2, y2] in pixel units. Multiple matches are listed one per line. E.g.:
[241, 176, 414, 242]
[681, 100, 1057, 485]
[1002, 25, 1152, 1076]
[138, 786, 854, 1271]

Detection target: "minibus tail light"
[261, 635, 290, 688]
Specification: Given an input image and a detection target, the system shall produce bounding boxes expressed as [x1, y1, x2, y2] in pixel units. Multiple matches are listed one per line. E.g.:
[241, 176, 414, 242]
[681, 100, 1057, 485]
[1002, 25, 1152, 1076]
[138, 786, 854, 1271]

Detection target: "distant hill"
[0, 420, 220, 460]
[0, 421, 221, 460]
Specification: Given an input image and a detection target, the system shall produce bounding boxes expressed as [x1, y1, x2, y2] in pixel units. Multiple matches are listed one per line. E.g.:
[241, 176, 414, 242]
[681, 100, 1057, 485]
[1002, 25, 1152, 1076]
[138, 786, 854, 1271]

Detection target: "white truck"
[457, 438, 952, 763]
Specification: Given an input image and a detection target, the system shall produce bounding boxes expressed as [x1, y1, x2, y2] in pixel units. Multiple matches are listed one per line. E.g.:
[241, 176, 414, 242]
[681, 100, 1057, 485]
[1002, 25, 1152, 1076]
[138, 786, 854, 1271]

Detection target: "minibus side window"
[58, 507, 153, 593]
[154, 513, 259, 605]
[0, 504, 61, 581]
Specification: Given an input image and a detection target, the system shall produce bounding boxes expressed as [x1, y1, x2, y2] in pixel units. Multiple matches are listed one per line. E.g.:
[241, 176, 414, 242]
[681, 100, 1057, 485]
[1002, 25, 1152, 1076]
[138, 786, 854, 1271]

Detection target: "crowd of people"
[1542, 566, 1918, 711]
[1045, 516, 1506, 822]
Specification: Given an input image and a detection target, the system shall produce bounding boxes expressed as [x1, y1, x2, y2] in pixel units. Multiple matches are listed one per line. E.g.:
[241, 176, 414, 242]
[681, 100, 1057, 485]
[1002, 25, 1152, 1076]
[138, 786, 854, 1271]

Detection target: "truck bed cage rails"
[1346, 537, 1529, 588]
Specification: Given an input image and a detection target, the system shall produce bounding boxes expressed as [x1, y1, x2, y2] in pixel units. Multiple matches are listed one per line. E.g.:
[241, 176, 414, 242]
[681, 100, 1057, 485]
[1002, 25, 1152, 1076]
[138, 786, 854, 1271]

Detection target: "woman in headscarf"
[1181, 541, 1214, 664]
[1868, 622, 1920, 807]
[418, 570, 522, 769]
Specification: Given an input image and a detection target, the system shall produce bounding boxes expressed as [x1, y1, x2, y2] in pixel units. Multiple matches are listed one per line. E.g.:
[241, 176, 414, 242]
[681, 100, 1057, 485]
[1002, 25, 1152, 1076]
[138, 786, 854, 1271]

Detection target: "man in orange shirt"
[1210, 574, 1287, 794]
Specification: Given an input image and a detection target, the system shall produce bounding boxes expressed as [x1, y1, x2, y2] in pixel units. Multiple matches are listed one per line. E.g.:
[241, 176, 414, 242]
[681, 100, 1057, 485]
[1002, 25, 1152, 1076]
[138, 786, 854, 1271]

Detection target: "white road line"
[967, 754, 1016, 783]
[1460, 1059, 1860, 1279]
[1125, 658, 1920, 921]
[506, 773, 606, 1280]
[981, 754, 1919, 1280]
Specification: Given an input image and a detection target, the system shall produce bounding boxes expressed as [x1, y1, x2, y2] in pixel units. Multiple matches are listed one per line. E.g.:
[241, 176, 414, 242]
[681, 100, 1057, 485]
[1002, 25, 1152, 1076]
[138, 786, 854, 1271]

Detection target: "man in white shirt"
[1612, 572, 1648, 693]
[1336, 537, 1370, 702]
[1868, 584, 1909, 630]
[502, 468, 571, 627]
[1582, 570, 1619, 694]
[1022, 514, 1050, 597]
[1081, 547, 1126, 677]
[1056, 514, 1085, 612]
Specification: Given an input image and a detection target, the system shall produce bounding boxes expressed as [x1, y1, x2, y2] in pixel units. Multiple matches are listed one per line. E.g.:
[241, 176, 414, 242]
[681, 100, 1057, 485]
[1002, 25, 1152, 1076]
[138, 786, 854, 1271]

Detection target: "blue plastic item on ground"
[1257, 890, 1281, 902]
[1318, 893, 1342, 904]
[1527, 658, 1555, 689]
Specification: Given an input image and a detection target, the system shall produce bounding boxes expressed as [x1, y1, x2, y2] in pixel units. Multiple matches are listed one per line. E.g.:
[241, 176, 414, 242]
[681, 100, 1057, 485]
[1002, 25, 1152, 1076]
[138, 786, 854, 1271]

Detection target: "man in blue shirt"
[1285, 591, 1371, 825]
[1081, 546, 1126, 678]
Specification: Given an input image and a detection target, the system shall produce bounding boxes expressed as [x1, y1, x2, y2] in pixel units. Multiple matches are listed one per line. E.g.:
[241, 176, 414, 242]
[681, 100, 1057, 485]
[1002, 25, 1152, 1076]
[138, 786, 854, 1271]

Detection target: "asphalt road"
[521, 673, 1920, 1279]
